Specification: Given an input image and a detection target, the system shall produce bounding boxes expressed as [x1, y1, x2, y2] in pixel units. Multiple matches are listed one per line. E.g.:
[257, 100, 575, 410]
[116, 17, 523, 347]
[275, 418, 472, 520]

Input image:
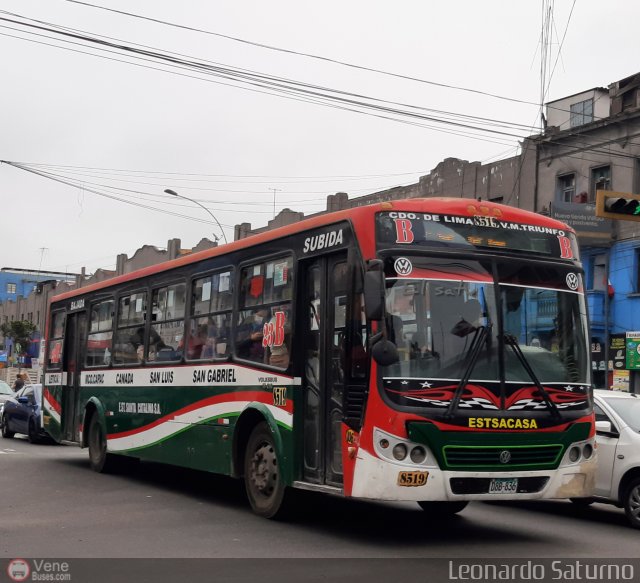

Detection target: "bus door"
[301, 252, 348, 488]
[61, 311, 87, 442]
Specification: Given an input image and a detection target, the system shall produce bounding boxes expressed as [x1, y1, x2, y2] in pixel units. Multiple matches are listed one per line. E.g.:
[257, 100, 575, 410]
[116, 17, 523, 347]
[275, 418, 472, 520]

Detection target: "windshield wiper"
[503, 334, 561, 420]
[445, 325, 489, 418]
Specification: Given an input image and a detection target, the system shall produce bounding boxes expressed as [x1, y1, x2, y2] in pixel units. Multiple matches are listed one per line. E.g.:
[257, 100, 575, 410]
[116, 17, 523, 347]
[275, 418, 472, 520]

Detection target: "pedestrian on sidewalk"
[12, 373, 25, 392]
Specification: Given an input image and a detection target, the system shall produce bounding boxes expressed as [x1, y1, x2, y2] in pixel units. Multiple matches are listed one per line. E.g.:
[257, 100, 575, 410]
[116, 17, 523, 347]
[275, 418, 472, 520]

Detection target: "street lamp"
[164, 189, 227, 244]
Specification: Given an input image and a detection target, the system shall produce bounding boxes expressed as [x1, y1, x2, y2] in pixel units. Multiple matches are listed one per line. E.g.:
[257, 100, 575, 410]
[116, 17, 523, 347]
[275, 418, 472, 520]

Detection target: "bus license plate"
[489, 478, 518, 494]
[397, 471, 428, 487]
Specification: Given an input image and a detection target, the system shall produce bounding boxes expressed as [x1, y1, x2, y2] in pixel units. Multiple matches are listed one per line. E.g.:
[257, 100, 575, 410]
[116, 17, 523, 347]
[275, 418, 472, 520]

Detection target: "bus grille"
[443, 444, 563, 469]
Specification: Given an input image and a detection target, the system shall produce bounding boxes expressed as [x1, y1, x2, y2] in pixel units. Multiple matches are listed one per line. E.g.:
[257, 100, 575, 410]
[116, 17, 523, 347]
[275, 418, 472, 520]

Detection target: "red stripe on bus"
[43, 387, 62, 414]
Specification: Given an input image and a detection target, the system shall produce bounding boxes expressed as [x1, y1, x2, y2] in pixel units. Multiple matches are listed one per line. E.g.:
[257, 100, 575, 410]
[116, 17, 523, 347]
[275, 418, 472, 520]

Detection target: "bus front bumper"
[349, 448, 596, 501]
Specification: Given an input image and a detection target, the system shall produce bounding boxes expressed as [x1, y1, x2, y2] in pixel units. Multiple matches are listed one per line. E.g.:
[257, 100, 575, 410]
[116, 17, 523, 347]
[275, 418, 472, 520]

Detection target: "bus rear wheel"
[88, 414, 118, 473]
[418, 500, 468, 516]
[244, 422, 286, 518]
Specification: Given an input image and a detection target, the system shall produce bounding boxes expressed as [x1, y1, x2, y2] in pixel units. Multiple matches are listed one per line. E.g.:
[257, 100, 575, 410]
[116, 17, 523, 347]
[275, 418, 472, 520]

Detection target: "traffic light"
[596, 190, 640, 222]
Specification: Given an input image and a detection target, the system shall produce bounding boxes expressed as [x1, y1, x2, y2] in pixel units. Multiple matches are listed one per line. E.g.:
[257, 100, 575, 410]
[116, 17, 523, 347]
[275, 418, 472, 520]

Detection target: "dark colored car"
[1, 384, 48, 443]
[0, 380, 13, 406]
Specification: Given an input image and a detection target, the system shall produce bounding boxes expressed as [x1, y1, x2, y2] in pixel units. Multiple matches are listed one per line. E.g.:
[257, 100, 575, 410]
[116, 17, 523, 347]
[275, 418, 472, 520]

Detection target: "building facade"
[0, 238, 216, 366]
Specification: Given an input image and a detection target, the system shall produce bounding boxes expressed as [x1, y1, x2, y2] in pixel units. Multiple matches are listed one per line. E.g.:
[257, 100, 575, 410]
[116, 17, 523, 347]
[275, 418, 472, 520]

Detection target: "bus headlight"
[582, 443, 593, 459]
[410, 446, 427, 464]
[392, 443, 408, 461]
[568, 446, 581, 463]
[373, 428, 434, 467]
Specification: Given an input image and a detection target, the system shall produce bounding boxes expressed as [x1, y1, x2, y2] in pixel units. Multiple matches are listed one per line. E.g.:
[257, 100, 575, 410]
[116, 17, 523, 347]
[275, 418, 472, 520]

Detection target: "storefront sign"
[626, 331, 640, 370]
[609, 333, 626, 370]
[612, 369, 630, 392]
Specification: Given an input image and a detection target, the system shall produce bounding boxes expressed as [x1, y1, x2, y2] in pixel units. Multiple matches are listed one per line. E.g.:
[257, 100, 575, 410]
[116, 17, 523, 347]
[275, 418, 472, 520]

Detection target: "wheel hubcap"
[629, 485, 640, 520]
[249, 441, 277, 497]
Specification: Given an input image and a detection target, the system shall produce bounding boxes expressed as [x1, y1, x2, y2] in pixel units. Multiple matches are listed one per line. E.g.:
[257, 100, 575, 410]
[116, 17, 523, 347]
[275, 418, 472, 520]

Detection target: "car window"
[594, 403, 611, 423]
[601, 396, 640, 432]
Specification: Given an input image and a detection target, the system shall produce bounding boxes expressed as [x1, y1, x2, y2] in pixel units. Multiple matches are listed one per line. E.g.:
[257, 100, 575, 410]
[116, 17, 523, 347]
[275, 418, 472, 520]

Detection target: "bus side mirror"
[364, 259, 385, 321]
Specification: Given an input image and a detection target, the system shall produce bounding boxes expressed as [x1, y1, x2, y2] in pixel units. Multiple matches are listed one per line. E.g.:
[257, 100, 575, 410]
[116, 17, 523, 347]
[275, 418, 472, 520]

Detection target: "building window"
[557, 173, 576, 203]
[589, 254, 607, 291]
[6, 283, 16, 294]
[570, 99, 594, 128]
[590, 165, 611, 203]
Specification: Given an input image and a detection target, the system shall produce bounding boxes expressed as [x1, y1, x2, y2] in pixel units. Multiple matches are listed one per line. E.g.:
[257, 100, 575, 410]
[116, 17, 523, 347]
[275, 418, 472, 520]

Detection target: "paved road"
[1, 436, 638, 560]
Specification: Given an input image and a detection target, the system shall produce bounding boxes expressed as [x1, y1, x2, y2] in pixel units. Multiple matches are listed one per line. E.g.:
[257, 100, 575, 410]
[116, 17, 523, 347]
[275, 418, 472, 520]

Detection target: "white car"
[575, 390, 640, 528]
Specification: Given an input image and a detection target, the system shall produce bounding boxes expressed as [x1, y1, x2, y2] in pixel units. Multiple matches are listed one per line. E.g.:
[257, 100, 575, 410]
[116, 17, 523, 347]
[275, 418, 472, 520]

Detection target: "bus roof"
[52, 197, 573, 303]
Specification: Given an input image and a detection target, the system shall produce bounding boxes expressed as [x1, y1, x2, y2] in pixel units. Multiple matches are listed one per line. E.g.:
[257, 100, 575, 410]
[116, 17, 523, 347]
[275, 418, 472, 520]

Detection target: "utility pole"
[38, 247, 48, 271]
[269, 188, 282, 220]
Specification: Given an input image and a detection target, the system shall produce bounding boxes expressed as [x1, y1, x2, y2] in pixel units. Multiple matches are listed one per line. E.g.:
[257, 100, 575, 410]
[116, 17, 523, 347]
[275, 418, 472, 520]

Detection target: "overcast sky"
[2, 0, 639, 276]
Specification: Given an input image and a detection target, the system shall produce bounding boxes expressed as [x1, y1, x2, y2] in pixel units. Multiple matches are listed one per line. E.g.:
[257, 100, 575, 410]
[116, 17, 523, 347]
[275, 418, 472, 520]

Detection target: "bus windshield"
[381, 256, 589, 406]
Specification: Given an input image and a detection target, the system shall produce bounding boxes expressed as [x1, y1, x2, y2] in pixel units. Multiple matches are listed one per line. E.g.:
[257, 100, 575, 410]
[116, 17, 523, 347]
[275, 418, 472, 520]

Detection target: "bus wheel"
[244, 422, 286, 518]
[1, 415, 14, 438]
[623, 477, 640, 529]
[418, 500, 468, 516]
[27, 418, 40, 444]
[88, 414, 117, 473]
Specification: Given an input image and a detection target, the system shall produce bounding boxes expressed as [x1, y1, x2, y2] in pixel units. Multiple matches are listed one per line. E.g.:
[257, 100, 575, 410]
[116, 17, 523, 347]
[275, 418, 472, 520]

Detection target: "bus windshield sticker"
[219, 272, 230, 292]
[274, 262, 288, 286]
[202, 281, 212, 302]
[262, 311, 286, 348]
[250, 275, 264, 298]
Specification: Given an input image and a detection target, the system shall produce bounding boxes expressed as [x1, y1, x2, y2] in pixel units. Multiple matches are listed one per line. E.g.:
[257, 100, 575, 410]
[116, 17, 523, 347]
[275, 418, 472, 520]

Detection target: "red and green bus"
[41, 198, 596, 517]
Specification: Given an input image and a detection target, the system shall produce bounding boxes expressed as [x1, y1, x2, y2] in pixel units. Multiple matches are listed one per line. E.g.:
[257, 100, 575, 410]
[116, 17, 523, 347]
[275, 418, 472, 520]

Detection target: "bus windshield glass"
[380, 256, 589, 411]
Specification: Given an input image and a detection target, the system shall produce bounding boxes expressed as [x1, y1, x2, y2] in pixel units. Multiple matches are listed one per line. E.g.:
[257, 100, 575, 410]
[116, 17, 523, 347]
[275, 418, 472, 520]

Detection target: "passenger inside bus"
[236, 307, 269, 362]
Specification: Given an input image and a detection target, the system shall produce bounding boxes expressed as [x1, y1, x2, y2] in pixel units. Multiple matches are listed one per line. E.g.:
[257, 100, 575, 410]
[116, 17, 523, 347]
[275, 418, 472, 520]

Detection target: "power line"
[58, 0, 555, 112]
[0, 13, 534, 142]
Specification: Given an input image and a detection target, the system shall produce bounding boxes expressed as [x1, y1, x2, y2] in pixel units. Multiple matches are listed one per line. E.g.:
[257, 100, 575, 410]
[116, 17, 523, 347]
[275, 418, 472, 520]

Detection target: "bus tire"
[244, 422, 286, 518]
[623, 477, 640, 529]
[1, 415, 14, 438]
[418, 500, 468, 516]
[88, 414, 118, 473]
[27, 418, 40, 444]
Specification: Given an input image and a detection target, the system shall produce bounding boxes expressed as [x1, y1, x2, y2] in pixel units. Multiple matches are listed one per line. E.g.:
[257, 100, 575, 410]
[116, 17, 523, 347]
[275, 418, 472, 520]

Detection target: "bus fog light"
[392, 443, 408, 460]
[379, 438, 390, 449]
[410, 446, 426, 464]
[582, 443, 593, 460]
[568, 446, 581, 463]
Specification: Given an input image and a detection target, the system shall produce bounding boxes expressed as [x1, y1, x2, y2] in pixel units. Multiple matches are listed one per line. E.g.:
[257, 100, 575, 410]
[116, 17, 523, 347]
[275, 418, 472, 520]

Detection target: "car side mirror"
[17, 396, 30, 404]
[595, 420, 615, 435]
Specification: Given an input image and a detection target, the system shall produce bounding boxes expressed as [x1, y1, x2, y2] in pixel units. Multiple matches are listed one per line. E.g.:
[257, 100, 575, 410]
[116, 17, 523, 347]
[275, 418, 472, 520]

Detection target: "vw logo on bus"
[499, 450, 512, 464]
[566, 272, 580, 291]
[394, 257, 413, 276]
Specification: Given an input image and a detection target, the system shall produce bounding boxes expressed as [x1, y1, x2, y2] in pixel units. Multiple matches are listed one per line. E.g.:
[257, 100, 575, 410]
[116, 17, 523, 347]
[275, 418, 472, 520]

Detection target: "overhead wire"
[0, 13, 533, 142]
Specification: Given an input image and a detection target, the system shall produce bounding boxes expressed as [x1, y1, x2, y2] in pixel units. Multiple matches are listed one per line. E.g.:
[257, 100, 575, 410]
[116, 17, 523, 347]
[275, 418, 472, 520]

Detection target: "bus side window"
[113, 292, 147, 365]
[187, 270, 233, 361]
[150, 283, 186, 363]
